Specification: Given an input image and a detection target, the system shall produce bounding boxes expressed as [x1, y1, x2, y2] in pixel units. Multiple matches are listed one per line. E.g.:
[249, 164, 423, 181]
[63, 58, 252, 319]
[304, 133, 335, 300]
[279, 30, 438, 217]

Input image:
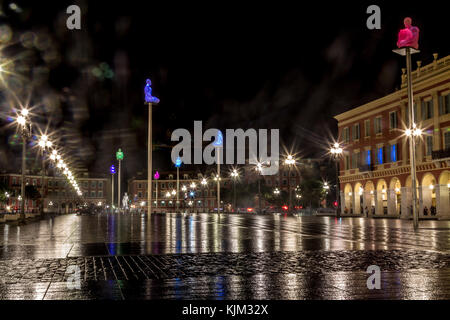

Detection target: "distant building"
[334, 53, 450, 219]
[128, 171, 231, 213]
[0, 172, 109, 213]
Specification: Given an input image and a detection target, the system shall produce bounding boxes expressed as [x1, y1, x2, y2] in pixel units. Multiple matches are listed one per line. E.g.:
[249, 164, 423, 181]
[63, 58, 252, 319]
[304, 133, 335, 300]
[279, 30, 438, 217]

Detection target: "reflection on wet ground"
[1, 212, 450, 299]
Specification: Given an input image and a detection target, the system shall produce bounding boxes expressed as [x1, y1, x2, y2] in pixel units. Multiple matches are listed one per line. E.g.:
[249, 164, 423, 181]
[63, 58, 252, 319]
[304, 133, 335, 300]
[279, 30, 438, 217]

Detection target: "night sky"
[1, 0, 449, 184]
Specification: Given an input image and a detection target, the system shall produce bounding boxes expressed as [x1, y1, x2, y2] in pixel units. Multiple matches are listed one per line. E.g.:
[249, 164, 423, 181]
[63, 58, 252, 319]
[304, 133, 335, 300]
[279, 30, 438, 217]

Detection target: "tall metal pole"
[217, 147, 220, 215]
[111, 173, 114, 212]
[258, 176, 261, 214]
[41, 149, 46, 215]
[335, 157, 340, 218]
[148, 102, 153, 215]
[155, 181, 158, 210]
[118, 159, 121, 209]
[176, 167, 179, 212]
[288, 165, 292, 214]
[233, 178, 236, 212]
[406, 47, 419, 230]
[20, 136, 26, 222]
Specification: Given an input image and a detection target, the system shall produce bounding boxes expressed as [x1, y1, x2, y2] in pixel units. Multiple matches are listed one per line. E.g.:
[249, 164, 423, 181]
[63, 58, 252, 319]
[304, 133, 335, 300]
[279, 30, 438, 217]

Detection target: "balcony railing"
[432, 149, 450, 160]
[358, 164, 374, 172]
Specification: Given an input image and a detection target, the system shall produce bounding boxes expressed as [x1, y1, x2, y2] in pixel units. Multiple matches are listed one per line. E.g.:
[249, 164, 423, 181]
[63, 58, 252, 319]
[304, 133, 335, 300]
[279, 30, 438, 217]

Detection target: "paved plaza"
[1, 213, 450, 299]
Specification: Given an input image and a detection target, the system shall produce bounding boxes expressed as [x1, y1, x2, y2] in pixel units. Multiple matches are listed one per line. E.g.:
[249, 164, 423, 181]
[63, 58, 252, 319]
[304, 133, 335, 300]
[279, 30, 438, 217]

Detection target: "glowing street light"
[274, 188, 280, 195]
[230, 169, 239, 211]
[330, 142, 344, 218]
[284, 155, 296, 214]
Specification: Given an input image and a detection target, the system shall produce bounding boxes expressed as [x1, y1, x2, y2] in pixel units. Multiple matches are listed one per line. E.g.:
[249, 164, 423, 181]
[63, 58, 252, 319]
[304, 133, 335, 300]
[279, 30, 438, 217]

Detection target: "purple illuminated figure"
[144, 79, 160, 104]
[397, 17, 420, 49]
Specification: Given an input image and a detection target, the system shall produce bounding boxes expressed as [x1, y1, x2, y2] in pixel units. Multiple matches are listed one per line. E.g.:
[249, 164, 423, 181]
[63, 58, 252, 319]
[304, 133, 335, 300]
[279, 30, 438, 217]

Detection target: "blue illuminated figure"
[144, 79, 160, 104]
[110, 165, 116, 174]
[175, 156, 182, 168]
[213, 130, 223, 147]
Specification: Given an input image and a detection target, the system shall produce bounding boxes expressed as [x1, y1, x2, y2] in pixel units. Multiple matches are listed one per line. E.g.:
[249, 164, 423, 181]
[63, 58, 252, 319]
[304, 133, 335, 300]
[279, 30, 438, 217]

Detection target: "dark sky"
[1, 0, 449, 184]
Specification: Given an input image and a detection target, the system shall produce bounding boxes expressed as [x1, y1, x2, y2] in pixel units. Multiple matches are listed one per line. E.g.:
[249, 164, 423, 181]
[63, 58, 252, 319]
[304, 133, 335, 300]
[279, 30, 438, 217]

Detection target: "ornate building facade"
[335, 53, 450, 219]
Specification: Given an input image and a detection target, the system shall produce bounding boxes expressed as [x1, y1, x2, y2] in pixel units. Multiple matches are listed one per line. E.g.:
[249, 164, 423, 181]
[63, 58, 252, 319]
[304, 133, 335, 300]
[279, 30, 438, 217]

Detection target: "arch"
[376, 179, 388, 214]
[439, 171, 450, 186]
[389, 177, 402, 215]
[354, 182, 363, 214]
[344, 183, 353, 212]
[422, 173, 436, 187]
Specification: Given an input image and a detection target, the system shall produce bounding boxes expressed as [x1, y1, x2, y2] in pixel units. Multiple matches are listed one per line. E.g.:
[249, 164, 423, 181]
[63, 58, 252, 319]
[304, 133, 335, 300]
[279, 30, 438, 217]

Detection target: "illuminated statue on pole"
[144, 79, 160, 104]
[397, 17, 420, 49]
[122, 192, 129, 210]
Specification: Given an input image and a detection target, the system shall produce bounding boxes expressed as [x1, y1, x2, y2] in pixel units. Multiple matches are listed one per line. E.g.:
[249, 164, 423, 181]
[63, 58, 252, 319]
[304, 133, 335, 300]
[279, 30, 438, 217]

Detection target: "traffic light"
[333, 201, 338, 207]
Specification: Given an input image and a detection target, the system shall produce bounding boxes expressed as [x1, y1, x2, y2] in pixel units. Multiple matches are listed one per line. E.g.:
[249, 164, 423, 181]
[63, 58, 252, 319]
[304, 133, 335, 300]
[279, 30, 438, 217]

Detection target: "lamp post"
[181, 185, 187, 211]
[154, 171, 160, 211]
[116, 148, 124, 209]
[213, 131, 223, 215]
[230, 169, 239, 212]
[175, 157, 182, 212]
[17, 109, 31, 223]
[323, 182, 330, 208]
[330, 142, 343, 218]
[110, 165, 116, 213]
[393, 17, 421, 230]
[38, 135, 52, 215]
[284, 155, 296, 213]
[255, 163, 263, 214]
[201, 178, 207, 213]
[144, 78, 160, 216]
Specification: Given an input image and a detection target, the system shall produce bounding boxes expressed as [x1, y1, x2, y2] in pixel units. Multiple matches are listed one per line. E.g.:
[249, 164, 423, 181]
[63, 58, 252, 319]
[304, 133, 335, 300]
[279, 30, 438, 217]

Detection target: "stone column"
[401, 187, 412, 218]
[374, 190, 381, 215]
[436, 184, 450, 219]
[387, 189, 397, 215]
[433, 92, 440, 151]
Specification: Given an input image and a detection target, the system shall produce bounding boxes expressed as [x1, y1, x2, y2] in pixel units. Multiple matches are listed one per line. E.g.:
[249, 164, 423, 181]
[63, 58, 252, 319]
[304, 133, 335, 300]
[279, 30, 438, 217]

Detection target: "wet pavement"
[1, 212, 450, 299]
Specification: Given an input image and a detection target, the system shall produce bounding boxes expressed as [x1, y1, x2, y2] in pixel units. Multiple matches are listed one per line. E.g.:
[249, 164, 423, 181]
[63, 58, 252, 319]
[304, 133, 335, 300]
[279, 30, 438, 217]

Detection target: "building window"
[98, 182, 103, 188]
[377, 147, 384, 165]
[389, 112, 398, 129]
[421, 99, 433, 120]
[374, 117, 382, 134]
[138, 191, 142, 198]
[83, 192, 88, 197]
[364, 120, 370, 137]
[98, 191, 103, 197]
[343, 127, 349, 143]
[352, 152, 360, 169]
[91, 181, 96, 188]
[91, 191, 96, 198]
[344, 155, 350, 170]
[352, 123, 360, 141]
[439, 93, 450, 115]
[48, 180, 52, 187]
[138, 183, 142, 189]
[390, 144, 397, 162]
[366, 150, 371, 166]
[83, 182, 88, 188]
[12, 177, 16, 185]
[425, 136, 433, 156]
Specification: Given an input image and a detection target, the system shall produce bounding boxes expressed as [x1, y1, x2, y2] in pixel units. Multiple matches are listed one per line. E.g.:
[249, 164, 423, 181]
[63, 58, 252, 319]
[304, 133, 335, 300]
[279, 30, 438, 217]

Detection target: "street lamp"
[393, 17, 420, 229]
[175, 157, 182, 212]
[230, 169, 239, 212]
[330, 142, 343, 218]
[255, 163, 263, 214]
[16, 108, 31, 223]
[154, 171, 160, 211]
[213, 131, 223, 215]
[284, 155, 296, 214]
[110, 165, 116, 213]
[38, 135, 53, 215]
[116, 148, 124, 209]
[145, 78, 160, 216]
[201, 178, 208, 213]
[405, 123, 422, 228]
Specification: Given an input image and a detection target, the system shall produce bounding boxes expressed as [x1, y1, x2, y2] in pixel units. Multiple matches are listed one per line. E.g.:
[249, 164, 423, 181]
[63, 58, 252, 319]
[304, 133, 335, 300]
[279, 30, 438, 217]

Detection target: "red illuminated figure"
[397, 17, 420, 49]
